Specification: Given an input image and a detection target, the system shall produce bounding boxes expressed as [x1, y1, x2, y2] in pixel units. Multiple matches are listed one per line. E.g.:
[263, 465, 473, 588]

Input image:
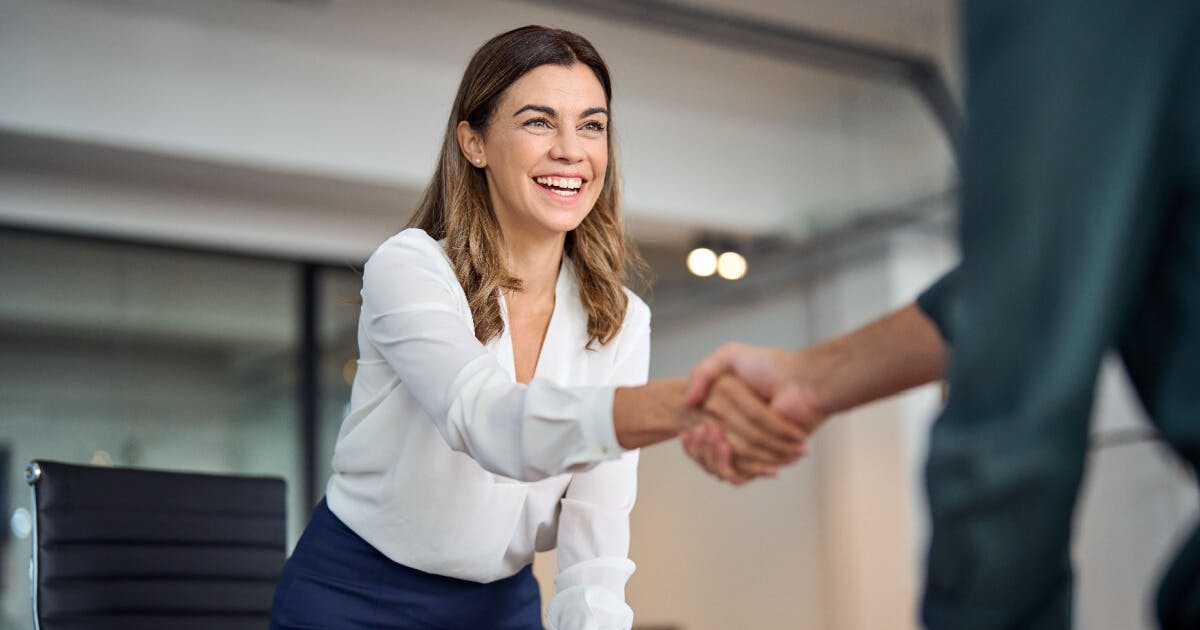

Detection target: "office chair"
[25, 459, 287, 630]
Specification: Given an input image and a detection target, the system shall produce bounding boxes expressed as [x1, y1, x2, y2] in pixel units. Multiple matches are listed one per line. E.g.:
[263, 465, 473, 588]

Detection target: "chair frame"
[25, 461, 43, 630]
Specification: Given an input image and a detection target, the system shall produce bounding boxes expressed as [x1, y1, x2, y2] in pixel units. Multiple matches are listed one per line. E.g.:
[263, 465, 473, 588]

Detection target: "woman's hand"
[612, 376, 807, 477]
[679, 373, 810, 485]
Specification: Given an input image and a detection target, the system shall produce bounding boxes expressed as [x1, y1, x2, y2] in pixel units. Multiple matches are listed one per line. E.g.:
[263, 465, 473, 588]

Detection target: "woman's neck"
[503, 231, 565, 301]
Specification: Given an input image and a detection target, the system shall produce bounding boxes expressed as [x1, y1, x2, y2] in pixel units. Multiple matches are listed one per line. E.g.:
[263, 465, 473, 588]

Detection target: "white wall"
[1074, 360, 1200, 630]
[633, 285, 829, 630]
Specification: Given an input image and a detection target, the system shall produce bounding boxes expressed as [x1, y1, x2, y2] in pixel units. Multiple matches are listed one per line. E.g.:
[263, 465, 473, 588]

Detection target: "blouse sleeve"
[546, 296, 649, 630]
[359, 229, 624, 481]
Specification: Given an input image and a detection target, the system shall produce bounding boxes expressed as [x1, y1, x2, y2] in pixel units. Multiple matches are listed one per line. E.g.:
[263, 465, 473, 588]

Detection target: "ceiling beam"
[647, 189, 956, 321]
[520, 0, 962, 151]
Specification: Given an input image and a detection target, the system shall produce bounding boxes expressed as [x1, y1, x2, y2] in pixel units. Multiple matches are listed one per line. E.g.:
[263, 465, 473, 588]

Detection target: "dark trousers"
[270, 499, 543, 630]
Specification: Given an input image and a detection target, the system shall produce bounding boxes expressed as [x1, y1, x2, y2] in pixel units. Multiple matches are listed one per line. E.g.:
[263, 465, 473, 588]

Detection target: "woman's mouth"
[534, 176, 583, 197]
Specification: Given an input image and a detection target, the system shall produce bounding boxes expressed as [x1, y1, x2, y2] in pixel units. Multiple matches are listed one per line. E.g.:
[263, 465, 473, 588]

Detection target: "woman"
[270, 25, 803, 630]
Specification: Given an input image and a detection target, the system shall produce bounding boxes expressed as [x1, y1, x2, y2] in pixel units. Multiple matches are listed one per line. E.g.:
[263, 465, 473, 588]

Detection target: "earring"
[474, 158, 482, 165]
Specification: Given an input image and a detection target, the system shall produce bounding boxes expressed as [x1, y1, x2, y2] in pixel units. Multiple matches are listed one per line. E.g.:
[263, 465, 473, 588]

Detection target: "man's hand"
[678, 304, 949, 484]
[612, 376, 807, 471]
[685, 343, 825, 430]
[681, 344, 826, 483]
[683, 372, 810, 484]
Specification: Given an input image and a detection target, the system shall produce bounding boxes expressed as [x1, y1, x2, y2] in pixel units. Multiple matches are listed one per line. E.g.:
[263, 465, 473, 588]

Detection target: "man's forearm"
[799, 303, 948, 416]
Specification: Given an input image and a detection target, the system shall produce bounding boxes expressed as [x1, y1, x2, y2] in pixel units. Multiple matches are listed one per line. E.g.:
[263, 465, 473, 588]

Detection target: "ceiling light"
[717, 251, 747, 280]
[686, 247, 717, 277]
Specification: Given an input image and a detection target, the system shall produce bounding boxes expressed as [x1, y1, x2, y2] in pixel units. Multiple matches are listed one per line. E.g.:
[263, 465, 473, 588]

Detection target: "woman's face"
[462, 63, 609, 242]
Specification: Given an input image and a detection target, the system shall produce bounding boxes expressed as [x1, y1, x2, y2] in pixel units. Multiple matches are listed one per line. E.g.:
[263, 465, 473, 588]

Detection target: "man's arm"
[681, 301, 950, 482]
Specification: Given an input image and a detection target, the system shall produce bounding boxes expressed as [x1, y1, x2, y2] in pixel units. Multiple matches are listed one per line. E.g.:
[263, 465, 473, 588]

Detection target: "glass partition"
[314, 265, 364, 510]
[0, 230, 310, 629]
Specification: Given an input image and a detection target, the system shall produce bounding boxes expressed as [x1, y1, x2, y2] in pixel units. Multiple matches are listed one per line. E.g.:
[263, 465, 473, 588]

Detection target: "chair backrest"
[26, 459, 287, 630]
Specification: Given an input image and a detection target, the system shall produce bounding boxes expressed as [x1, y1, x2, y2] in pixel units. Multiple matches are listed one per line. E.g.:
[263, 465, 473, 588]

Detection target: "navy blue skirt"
[270, 499, 543, 629]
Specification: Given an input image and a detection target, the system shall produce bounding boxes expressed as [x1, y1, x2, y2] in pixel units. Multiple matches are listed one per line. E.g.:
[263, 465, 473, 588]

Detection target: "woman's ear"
[456, 121, 487, 168]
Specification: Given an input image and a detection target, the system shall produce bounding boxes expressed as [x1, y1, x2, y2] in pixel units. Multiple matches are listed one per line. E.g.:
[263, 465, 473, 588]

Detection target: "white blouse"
[325, 228, 648, 630]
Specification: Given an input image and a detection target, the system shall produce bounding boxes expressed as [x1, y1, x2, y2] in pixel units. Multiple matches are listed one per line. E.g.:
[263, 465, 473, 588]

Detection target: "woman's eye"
[524, 118, 551, 129]
[582, 121, 606, 133]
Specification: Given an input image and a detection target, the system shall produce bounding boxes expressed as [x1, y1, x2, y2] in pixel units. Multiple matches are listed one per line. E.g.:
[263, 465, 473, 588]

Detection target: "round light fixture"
[686, 247, 718, 277]
[717, 251, 747, 280]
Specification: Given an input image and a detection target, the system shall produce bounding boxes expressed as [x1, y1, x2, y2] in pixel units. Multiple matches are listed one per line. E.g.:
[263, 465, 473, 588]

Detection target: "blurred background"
[0, 1, 1194, 628]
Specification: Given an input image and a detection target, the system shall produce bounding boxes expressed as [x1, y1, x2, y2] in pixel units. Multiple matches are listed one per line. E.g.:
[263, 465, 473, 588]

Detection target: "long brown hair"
[408, 25, 645, 348]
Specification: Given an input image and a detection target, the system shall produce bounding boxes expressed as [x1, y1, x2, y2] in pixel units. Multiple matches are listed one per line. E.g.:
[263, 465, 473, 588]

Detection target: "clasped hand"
[681, 343, 827, 485]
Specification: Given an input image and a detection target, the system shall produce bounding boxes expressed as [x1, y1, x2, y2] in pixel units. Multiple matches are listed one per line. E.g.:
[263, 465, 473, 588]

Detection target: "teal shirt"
[915, 267, 957, 347]
[915, 1, 1200, 628]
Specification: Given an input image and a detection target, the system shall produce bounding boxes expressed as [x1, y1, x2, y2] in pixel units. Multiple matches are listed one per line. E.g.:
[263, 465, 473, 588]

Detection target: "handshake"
[678, 343, 823, 485]
[614, 304, 947, 485]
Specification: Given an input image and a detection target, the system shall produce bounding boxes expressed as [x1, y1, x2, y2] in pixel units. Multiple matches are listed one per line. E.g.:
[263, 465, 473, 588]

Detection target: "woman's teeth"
[535, 176, 582, 196]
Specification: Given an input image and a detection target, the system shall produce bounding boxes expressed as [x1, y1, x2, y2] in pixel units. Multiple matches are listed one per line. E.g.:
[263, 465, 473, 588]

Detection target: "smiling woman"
[267, 25, 648, 630]
[267, 23, 806, 630]
[268, 24, 808, 630]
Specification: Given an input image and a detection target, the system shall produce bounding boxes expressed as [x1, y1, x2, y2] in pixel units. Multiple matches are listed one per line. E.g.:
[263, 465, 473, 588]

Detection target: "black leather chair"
[25, 460, 287, 630]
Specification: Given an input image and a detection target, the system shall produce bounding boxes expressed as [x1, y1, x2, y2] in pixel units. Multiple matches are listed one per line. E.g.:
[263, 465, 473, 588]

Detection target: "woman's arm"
[363, 230, 805, 483]
[548, 452, 639, 630]
[547, 299, 647, 630]
[681, 302, 949, 482]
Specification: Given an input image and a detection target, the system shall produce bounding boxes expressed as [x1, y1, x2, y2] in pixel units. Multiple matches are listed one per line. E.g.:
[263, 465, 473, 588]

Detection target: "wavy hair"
[409, 25, 645, 347]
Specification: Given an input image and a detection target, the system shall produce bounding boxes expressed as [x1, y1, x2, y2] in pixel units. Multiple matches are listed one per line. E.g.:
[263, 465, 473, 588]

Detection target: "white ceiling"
[680, 0, 955, 57]
[0, 0, 958, 259]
